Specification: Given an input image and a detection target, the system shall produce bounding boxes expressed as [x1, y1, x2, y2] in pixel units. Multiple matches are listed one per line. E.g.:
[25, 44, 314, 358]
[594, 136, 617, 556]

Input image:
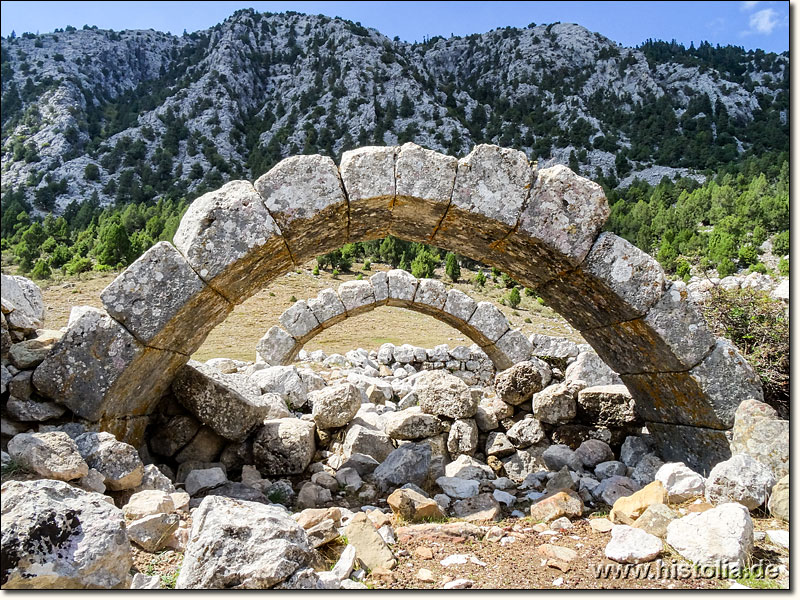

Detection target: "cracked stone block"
[646, 423, 732, 476]
[308, 288, 347, 328]
[493, 328, 533, 369]
[443, 289, 478, 323]
[341, 146, 397, 240]
[392, 142, 458, 242]
[256, 326, 297, 366]
[173, 180, 293, 303]
[370, 271, 389, 305]
[387, 269, 419, 307]
[101, 242, 231, 355]
[467, 302, 510, 343]
[338, 280, 376, 316]
[413, 279, 448, 314]
[279, 300, 320, 342]
[255, 154, 347, 261]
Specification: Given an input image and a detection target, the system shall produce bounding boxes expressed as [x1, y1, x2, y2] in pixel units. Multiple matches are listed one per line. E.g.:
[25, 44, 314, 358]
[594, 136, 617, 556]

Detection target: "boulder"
[253, 419, 316, 476]
[174, 426, 226, 464]
[632, 503, 677, 538]
[149, 415, 201, 457]
[383, 407, 442, 440]
[494, 360, 552, 406]
[128, 513, 180, 552]
[387, 488, 445, 521]
[447, 419, 478, 456]
[610, 481, 667, 525]
[532, 381, 582, 424]
[451, 493, 503, 522]
[593, 476, 639, 506]
[74, 432, 143, 491]
[654, 462, 705, 502]
[1, 274, 45, 335]
[545, 467, 578, 494]
[619, 436, 650, 468]
[565, 351, 622, 387]
[486, 432, 515, 458]
[575, 439, 614, 469]
[594, 461, 628, 480]
[768, 475, 788, 522]
[123, 490, 176, 520]
[343, 512, 396, 570]
[134, 464, 177, 494]
[310, 383, 361, 429]
[171, 360, 276, 441]
[474, 396, 514, 432]
[305, 518, 339, 549]
[5, 396, 67, 421]
[542, 445, 583, 472]
[666, 503, 754, 569]
[7, 432, 89, 481]
[176, 495, 313, 588]
[605, 525, 663, 564]
[373, 444, 431, 492]
[343, 425, 394, 463]
[530, 489, 584, 522]
[501, 445, 549, 482]
[506, 418, 547, 448]
[436, 476, 480, 499]
[415, 370, 478, 419]
[1, 479, 132, 588]
[249, 366, 308, 410]
[185, 467, 227, 496]
[530, 334, 580, 359]
[630, 454, 664, 487]
[704, 454, 776, 510]
[295, 482, 332, 510]
[335, 467, 363, 493]
[445, 454, 495, 481]
[577, 385, 638, 426]
[729, 399, 788, 479]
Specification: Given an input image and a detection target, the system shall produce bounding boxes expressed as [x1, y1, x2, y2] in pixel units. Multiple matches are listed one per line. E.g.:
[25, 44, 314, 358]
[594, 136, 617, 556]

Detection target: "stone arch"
[256, 274, 531, 370]
[33, 143, 763, 471]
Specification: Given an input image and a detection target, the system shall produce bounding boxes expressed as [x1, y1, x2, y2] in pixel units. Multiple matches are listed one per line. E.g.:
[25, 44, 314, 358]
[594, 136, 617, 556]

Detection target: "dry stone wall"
[30, 143, 763, 471]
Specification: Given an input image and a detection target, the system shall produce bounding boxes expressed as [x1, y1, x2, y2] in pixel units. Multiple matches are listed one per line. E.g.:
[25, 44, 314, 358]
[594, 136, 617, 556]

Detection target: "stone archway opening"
[33, 143, 763, 471]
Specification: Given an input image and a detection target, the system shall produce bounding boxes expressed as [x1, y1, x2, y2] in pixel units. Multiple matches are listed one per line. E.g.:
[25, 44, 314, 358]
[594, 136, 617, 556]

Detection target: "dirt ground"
[35, 260, 583, 363]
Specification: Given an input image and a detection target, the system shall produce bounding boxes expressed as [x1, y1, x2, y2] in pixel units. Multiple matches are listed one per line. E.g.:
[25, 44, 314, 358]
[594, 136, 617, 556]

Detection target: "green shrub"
[31, 259, 51, 280]
[473, 271, 486, 287]
[778, 257, 789, 276]
[702, 287, 788, 417]
[445, 252, 460, 282]
[289, 295, 297, 303]
[312, 264, 319, 276]
[410, 248, 437, 279]
[506, 287, 521, 308]
[772, 230, 789, 256]
[363, 260, 371, 271]
[64, 256, 92, 275]
[717, 257, 737, 278]
[749, 262, 768, 274]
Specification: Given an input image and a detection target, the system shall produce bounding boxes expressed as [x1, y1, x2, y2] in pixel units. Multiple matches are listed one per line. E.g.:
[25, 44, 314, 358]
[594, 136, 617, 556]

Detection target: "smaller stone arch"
[255, 270, 531, 370]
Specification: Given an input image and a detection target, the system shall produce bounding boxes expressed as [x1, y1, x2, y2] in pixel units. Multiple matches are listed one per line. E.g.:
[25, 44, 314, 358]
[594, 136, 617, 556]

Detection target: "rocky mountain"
[0, 9, 789, 214]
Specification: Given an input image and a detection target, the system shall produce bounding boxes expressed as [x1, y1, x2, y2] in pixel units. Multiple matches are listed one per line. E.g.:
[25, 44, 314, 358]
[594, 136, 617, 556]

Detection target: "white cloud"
[749, 8, 779, 34]
[740, 1, 760, 11]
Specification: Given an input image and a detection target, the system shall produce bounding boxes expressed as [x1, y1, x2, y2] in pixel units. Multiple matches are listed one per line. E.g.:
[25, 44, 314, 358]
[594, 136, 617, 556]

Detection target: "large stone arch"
[32, 143, 763, 471]
[256, 275, 531, 370]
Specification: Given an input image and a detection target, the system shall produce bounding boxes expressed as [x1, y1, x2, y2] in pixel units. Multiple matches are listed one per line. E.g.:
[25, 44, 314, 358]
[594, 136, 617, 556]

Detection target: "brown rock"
[610, 481, 667, 525]
[451, 493, 502, 522]
[395, 521, 484, 544]
[387, 488, 445, 522]
[293, 507, 342, 530]
[416, 568, 436, 583]
[414, 546, 434, 560]
[344, 512, 397, 571]
[530, 490, 584, 523]
[589, 517, 614, 533]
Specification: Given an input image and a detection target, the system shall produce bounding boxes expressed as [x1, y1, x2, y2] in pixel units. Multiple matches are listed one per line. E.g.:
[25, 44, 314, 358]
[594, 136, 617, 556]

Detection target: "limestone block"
[338, 280, 376, 316]
[173, 180, 293, 303]
[370, 271, 389, 304]
[434, 145, 533, 261]
[392, 142, 458, 242]
[413, 278, 448, 314]
[279, 300, 320, 342]
[254, 154, 348, 261]
[443, 289, 477, 323]
[493, 328, 533, 369]
[256, 326, 297, 366]
[467, 302, 510, 343]
[101, 241, 232, 355]
[341, 146, 397, 240]
[308, 288, 347, 327]
[32, 308, 185, 422]
[1, 273, 45, 335]
[730, 399, 788, 480]
[387, 269, 419, 306]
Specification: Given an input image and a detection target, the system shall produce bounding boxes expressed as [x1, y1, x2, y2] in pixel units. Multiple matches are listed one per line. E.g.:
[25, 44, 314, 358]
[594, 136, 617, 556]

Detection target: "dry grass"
[33, 260, 583, 363]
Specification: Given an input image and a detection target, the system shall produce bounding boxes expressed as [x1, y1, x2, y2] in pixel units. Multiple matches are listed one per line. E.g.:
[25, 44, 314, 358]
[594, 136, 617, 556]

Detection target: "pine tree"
[445, 252, 460, 282]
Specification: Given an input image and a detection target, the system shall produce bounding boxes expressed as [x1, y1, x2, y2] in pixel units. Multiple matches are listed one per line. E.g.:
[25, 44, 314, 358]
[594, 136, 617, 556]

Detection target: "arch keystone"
[254, 154, 347, 259]
[100, 241, 232, 355]
[392, 142, 458, 241]
[341, 145, 397, 240]
[172, 180, 292, 303]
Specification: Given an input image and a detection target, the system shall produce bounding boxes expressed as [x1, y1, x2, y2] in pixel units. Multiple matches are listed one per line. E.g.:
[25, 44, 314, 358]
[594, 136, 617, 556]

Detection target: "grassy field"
[31, 260, 583, 363]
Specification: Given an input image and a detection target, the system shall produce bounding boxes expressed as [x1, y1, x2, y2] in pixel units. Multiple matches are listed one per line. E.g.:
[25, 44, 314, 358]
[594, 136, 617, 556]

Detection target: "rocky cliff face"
[0, 10, 788, 213]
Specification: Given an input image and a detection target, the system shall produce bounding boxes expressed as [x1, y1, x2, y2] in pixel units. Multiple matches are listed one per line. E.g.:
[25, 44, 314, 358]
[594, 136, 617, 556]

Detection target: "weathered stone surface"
[595, 461, 628, 480]
[443, 289, 477, 323]
[605, 525, 663, 564]
[436, 476, 480, 499]
[388, 488, 445, 521]
[174, 427, 226, 464]
[279, 300, 320, 341]
[577, 385, 638, 427]
[1, 273, 45, 334]
[530, 489, 584, 522]
[666, 503, 753, 569]
[392, 142, 457, 241]
[373, 443, 431, 492]
[253, 419, 316, 476]
[468, 301, 510, 343]
[123, 490, 175, 520]
[705, 454, 776, 510]
[414, 278, 448, 312]
[575, 439, 614, 469]
[177, 495, 313, 589]
[445, 454, 496, 481]
[32, 307, 185, 423]
[768, 475, 788, 522]
[295, 482, 331, 509]
[172, 360, 276, 441]
[310, 383, 361, 429]
[343, 512, 396, 571]
[343, 425, 394, 463]
[250, 366, 307, 409]
[485, 432, 515, 458]
[632, 503, 677, 538]
[495, 359, 552, 406]
[341, 146, 396, 239]
[447, 418, 478, 457]
[305, 518, 340, 549]
[338, 280, 376, 315]
[101, 241, 231, 354]
[149, 415, 200, 458]
[610, 481, 667, 525]
[620, 436, 650, 468]
[507, 418, 547, 449]
[1, 479, 132, 589]
[185, 467, 227, 496]
[533, 381, 583, 424]
[530, 334, 580, 359]
[730, 399, 788, 480]
[415, 370, 477, 419]
[645, 422, 732, 476]
[173, 180, 293, 302]
[451, 493, 502, 522]
[383, 407, 442, 440]
[256, 326, 296, 365]
[254, 154, 347, 261]
[542, 445, 583, 473]
[9, 336, 59, 369]
[493, 328, 533, 368]
[387, 269, 419, 306]
[7, 432, 89, 481]
[630, 454, 664, 487]
[75, 431, 143, 491]
[127, 512, 180, 553]
[308, 288, 347, 328]
[6, 396, 67, 421]
[593, 476, 639, 506]
[655, 463, 705, 502]
[501, 445, 549, 482]
[475, 396, 514, 432]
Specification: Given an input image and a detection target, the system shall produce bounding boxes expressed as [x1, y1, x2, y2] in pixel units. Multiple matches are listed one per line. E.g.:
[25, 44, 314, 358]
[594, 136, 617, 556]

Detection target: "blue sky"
[0, 1, 790, 52]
